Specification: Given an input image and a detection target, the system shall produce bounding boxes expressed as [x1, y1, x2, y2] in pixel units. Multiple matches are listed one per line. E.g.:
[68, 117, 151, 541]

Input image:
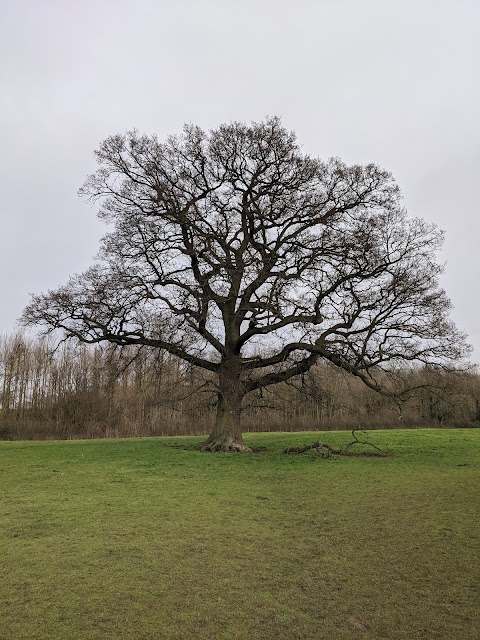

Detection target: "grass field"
[0, 429, 479, 640]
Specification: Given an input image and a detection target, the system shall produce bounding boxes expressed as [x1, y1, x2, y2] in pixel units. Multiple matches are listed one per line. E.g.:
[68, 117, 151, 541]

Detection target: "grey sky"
[1, 0, 479, 361]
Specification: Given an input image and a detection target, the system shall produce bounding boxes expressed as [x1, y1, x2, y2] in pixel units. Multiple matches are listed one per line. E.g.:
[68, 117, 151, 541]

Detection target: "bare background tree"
[22, 118, 470, 450]
[1, 333, 478, 441]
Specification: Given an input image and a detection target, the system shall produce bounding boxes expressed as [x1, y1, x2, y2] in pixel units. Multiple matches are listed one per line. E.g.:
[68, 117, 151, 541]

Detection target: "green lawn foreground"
[0, 429, 479, 640]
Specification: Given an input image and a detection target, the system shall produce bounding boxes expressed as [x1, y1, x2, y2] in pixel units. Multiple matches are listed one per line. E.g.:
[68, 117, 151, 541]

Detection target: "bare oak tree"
[22, 118, 469, 450]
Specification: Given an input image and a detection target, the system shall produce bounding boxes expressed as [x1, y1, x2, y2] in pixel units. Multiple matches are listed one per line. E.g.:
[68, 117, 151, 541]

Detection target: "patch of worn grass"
[0, 429, 479, 639]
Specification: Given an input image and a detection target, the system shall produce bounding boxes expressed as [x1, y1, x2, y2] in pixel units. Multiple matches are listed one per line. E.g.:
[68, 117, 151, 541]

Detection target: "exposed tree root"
[283, 430, 391, 458]
[201, 437, 252, 453]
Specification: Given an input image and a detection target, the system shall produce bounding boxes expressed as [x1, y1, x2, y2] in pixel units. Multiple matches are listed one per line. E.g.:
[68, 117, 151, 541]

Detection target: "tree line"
[1, 332, 478, 441]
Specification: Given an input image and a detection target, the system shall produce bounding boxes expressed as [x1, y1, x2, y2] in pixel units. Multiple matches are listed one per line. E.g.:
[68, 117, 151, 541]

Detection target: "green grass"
[0, 429, 479, 640]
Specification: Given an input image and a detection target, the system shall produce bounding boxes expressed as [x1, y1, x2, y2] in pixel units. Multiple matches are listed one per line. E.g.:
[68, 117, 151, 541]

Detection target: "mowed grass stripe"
[0, 429, 479, 639]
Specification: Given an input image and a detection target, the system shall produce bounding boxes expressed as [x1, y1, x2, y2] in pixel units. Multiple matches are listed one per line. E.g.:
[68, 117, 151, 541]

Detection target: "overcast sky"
[1, 0, 479, 362]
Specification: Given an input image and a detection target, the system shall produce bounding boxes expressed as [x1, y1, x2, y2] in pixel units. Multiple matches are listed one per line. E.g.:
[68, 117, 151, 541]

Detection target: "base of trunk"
[201, 435, 252, 453]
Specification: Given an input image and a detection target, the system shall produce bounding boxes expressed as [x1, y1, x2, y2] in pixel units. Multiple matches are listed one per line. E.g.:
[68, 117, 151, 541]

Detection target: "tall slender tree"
[23, 118, 469, 450]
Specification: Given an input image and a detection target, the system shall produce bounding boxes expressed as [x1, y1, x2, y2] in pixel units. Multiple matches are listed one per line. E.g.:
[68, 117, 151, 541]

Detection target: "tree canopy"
[23, 117, 470, 450]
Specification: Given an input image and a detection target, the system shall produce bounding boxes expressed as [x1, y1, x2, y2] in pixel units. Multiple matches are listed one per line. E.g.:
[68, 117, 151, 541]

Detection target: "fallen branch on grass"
[283, 430, 391, 458]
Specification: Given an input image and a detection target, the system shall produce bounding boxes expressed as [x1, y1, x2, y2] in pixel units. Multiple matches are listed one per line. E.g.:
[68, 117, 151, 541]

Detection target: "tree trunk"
[202, 360, 251, 452]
